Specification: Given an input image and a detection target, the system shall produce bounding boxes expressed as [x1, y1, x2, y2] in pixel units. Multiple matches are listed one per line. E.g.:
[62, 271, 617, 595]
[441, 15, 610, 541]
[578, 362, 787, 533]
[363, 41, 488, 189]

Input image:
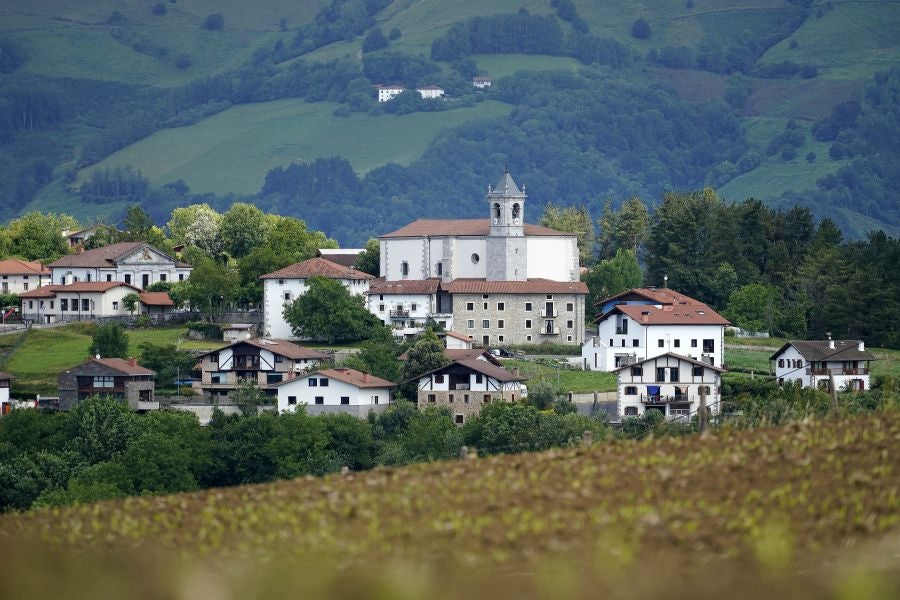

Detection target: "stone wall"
[451, 292, 585, 346]
[417, 389, 518, 425]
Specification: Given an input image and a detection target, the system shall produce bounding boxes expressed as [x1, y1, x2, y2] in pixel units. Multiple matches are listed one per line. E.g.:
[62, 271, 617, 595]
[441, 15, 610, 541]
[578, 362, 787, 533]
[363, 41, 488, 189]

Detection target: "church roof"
[444, 278, 588, 295]
[380, 219, 573, 239]
[491, 171, 523, 195]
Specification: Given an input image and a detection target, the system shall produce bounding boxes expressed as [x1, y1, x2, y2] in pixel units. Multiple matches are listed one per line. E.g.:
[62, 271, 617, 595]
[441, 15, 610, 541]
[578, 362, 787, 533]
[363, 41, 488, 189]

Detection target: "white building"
[473, 77, 492, 89]
[372, 171, 588, 344]
[615, 353, 725, 420]
[415, 359, 527, 424]
[582, 287, 729, 372]
[0, 259, 51, 294]
[274, 367, 394, 417]
[19, 281, 145, 323]
[770, 339, 877, 391]
[376, 84, 405, 102]
[0, 371, 14, 416]
[443, 331, 475, 349]
[416, 85, 445, 99]
[261, 257, 374, 339]
[48, 242, 192, 290]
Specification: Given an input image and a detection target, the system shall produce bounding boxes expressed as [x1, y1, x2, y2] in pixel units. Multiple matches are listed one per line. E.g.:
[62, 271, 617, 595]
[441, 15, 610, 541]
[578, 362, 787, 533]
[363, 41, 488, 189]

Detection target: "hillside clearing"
[1, 412, 898, 597]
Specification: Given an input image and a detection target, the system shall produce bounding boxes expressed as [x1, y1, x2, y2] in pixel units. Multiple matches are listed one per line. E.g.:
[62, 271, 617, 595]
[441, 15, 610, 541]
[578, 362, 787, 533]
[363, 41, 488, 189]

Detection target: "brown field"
[1, 412, 898, 598]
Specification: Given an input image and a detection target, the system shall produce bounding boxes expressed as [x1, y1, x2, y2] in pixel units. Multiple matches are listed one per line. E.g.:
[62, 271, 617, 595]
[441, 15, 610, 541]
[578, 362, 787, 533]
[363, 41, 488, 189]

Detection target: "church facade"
[369, 171, 588, 345]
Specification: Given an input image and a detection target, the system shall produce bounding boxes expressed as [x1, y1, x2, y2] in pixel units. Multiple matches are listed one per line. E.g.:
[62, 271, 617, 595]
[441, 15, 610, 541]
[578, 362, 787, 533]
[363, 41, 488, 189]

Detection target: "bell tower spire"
[486, 169, 527, 281]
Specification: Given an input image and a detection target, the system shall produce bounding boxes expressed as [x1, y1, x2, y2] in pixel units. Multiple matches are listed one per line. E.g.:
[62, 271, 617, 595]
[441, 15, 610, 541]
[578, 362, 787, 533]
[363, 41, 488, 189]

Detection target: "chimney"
[663, 275, 668, 289]
[128, 357, 137, 367]
[828, 335, 834, 350]
[858, 341, 865, 351]
[363, 372, 370, 383]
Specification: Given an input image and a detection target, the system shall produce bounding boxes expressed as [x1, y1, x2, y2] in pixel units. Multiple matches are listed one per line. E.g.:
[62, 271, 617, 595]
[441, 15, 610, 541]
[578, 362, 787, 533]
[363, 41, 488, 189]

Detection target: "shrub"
[175, 53, 192, 69]
[631, 19, 652, 40]
[204, 13, 224, 31]
[152, 3, 167, 15]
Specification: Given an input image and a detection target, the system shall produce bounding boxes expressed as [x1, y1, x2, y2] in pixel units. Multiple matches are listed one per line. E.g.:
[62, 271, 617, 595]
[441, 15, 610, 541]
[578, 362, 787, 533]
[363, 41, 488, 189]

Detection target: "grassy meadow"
[1, 411, 898, 598]
[72, 99, 513, 195]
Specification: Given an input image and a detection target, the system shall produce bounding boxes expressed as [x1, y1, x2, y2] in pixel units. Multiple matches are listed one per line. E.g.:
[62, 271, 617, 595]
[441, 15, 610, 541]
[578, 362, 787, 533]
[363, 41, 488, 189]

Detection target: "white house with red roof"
[582, 287, 730, 372]
[614, 353, 725, 420]
[0, 258, 50, 294]
[260, 256, 374, 339]
[19, 281, 146, 323]
[371, 171, 588, 344]
[274, 367, 394, 417]
[48, 242, 191, 290]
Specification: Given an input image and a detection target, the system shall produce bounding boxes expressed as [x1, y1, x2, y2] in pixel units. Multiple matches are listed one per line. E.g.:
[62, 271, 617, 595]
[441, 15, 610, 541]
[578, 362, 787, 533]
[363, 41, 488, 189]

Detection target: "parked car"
[489, 347, 517, 358]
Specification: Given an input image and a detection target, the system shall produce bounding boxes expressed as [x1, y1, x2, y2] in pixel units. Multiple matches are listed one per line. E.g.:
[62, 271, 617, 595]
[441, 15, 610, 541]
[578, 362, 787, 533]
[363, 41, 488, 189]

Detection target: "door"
[482, 335, 489, 346]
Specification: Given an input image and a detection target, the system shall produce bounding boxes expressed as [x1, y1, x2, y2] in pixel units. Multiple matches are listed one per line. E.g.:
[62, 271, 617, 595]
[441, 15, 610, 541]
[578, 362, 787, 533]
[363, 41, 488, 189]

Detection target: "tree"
[597, 197, 650, 259]
[204, 13, 225, 31]
[725, 284, 782, 333]
[540, 204, 596, 265]
[631, 19, 652, 40]
[220, 203, 270, 259]
[122, 205, 153, 241]
[122, 292, 140, 316]
[399, 329, 449, 400]
[167, 204, 221, 246]
[90, 323, 129, 359]
[526, 379, 559, 410]
[183, 259, 240, 321]
[232, 377, 266, 417]
[139, 343, 194, 388]
[238, 247, 292, 306]
[353, 238, 380, 276]
[68, 396, 137, 463]
[362, 28, 388, 53]
[7, 212, 75, 261]
[582, 248, 643, 309]
[265, 215, 336, 263]
[341, 325, 402, 382]
[283, 276, 379, 343]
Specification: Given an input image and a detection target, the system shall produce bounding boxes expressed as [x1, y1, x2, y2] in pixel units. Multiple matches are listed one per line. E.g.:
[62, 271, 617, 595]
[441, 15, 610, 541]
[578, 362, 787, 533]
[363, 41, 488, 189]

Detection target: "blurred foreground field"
[1, 411, 899, 598]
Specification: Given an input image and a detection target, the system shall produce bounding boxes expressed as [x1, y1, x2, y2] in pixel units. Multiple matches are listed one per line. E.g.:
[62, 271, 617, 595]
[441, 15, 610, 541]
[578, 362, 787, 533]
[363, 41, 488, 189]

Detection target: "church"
[368, 171, 588, 345]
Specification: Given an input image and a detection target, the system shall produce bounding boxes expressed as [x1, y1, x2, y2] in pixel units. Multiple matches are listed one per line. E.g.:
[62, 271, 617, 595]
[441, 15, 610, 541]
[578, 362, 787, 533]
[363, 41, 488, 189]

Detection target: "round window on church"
[471, 253, 480, 264]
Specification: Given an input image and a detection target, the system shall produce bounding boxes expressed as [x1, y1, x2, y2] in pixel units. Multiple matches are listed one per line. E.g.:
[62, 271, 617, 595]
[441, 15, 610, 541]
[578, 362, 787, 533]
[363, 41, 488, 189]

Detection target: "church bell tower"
[486, 169, 527, 281]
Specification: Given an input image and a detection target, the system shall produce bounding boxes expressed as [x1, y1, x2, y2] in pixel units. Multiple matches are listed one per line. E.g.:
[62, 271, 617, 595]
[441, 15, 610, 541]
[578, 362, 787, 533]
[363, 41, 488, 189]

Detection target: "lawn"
[71, 99, 513, 195]
[505, 358, 616, 393]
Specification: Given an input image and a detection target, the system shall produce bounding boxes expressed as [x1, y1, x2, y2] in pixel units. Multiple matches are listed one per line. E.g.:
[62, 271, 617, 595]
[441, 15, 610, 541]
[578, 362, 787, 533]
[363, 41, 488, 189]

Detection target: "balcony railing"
[540, 308, 558, 318]
[389, 309, 410, 318]
[615, 326, 628, 335]
[451, 383, 470, 390]
[808, 367, 869, 376]
[639, 394, 696, 404]
[540, 326, 559, 336]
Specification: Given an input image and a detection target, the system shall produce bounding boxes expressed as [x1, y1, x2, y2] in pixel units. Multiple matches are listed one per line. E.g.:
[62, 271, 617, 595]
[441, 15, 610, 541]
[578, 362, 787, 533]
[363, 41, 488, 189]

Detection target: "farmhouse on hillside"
[582, 287, 729, 372]
[615, 352, 724, 420]
[770, 339, 877, 391]
[57, 357, 156, 411]
[47, 242, 192, 290]
[274, 367, 394, 417]
[368, 170, 588, 344]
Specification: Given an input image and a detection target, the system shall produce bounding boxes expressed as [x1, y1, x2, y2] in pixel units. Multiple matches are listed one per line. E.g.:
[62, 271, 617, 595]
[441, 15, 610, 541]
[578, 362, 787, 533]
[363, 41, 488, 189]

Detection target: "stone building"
[415, 359, 527, 425]
[57, 357, 156, 411]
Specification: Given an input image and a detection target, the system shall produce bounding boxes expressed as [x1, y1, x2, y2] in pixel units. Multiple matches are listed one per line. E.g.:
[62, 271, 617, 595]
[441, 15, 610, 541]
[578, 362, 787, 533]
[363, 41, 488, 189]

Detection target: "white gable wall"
[263, 277, 370, 339]
[277, 375, 390, 412]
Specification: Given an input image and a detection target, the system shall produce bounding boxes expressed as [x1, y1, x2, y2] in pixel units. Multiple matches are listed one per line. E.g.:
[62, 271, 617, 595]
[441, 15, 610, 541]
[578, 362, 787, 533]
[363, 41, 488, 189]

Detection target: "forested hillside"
[1, 0, 898, 242]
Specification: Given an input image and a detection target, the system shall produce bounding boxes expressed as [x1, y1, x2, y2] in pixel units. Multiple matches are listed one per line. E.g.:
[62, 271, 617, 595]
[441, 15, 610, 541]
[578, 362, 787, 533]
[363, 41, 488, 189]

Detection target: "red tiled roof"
[18, 281, 140, 298]
[612, 353, 727, 373]
[599, 287, 704, 307]
[368, 277, 441, 295]
[380, 219, 574, 238]
[260, 257, 373, 280]
[48, 242, 145, 268]
[317, 367, 395, 388]
[398, 348, 501, 365]
[444, 331, 474, 343]
[139, 291, 173, 306]
[444, 278, 588, 295]
[91, 357, 155, 376]
[603, 303, 729, 326]
[0, 258, 49, 276]
[18, 287, 56, 298]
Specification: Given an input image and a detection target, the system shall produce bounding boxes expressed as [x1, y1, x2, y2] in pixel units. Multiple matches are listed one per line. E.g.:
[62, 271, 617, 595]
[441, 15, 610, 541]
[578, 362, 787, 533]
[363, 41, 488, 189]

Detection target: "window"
[546, 295, 553, 300]
[497, 319, 505, 329]
[275, 355, 284, 363]
[471, 253, 480, 264]
[567, 335, 572, 342]
[93, 376, 115, 388]
[778, 359, 784, 368]
[466, 302, 474, 310]
[372, 396, 379, 404]
[483, 394, 491, 403]
[482, 319, 489, 328]
[49, 301, 54, 309]
[81, 299, 90, 311]
[319, 378, 329, 386]
[525, 319, 532, 328]
[567, 320, 573, 328]
[483, 302, 488, 310]
[340, 396, 350, 405]
[428, 394, 436, 403]
[160, 274, 167, 282]
[315, 396, 324, 404]
[86, 273, 91, 282]
[266, 373, 282, 384]
[309, 379, 318, 387]
[624, 386, 637, 395]
[526, 335, 532, 342]
[28, 301, 33, 309]
[434, 374, 445, 384]
[482, 295, 489, 299]
[525, 302, 532, 311]
[624, 406, 638, 416]
[499, 335, 504, 343]
[124, 274, 131, 284]
[401, 261, 409, 276]
[209, 352, 219, 362]
[106, 274, 112, 282]
[633, 339, 639, 347]
[467, 320, 475, 329]
[658, 340, 664, 348]
[464, 394, 469, 403]
[436, 263, 443, 275]
[674, 339, 681, 348]
[566, 302, 574, 311]
[288, 396, 297, 405]
[379, 304, 385, 312]
[669, 368, 679, 382]
[284, 292, 291, 301]
[23, 283, 28, 291]
[497, 302, 505, 311]
[631, 366, 643, 376]
[455, 414, 464, 424]
[703, 339, 714, 353]
[112, 301, 119, 310]
[449, 394, 454, 403]
[278, 279, 284, 285]
[691, 339, 697, 348]
[179, 274, 184, 282]
[693, 366, 703, 377]
[657, 367, 666, 381]
[475, 374, 483, 384]
[70, 300, 78, 312]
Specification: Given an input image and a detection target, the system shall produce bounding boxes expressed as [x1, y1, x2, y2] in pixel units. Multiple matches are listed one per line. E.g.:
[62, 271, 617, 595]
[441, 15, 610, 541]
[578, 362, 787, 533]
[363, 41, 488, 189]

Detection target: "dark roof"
[275, 367, 395, 388]
[48, 242, 144, 268]
[612, 353, 727, 373]
[368, 277, 441, 295]
[197, 339, 329, 361]
[316, 249, 365, 268]
[444, 278, 588, 295]
[598, 287, 704, 307]
[260, 257, 373, 280]
[416, 359, 526, 383]
[86, 357, 155, 376]
[489, 171, 524, 196]
[380, 219, 572, 239]
[599, 303, 729, 326]
[19, 281, 141, 298]
[398, 348, 501, 366]
[0, 371, 15, 381]
[770, 340, 878, 362]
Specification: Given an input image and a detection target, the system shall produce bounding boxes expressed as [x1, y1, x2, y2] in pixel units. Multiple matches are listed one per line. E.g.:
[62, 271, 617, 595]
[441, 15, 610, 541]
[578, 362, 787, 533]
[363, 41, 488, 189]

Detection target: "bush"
[631, 19, 652, 40]
[152, 3, 167, 15]
[388, 27, 401, 41]
[175, 53, 192, 69]
[204, 13, 224, 31]
[805, 151, 816, 163]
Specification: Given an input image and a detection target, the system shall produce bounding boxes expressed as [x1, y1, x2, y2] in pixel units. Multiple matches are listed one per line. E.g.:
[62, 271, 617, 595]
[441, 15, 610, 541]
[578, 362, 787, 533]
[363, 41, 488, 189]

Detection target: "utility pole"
[829, 373, 838, 412]
[698, 384, 707, 433]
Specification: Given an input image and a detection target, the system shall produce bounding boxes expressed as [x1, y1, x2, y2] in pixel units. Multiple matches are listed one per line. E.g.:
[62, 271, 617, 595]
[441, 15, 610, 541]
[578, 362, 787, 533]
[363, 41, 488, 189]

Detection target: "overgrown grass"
[505, 358, 616, 393]
[69, 99, 513, 196]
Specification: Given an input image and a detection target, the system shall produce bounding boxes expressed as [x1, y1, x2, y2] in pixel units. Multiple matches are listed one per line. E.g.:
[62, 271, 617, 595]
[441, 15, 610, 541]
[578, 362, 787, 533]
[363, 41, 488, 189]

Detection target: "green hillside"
[69, 99, 512, 196]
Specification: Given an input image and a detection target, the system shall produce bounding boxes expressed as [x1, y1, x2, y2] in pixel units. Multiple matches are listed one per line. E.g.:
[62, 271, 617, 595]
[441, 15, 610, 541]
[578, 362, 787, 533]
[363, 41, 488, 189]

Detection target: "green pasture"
[72, 98, 513, 195]
[472, 54, 583, 78]
[505, 358, 617, 393]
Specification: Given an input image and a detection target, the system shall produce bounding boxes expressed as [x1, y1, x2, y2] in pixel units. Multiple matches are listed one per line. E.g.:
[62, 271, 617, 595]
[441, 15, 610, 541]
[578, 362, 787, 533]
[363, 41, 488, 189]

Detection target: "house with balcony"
[260, 257, 373, 339]
[582, 287, 729, 372]
[57, 357, 156, 411]
[274, 367, 394, 417]
[48, 242, 192, 290]
[194, 338, 330, 399]
[0, 259, 50, 294]
[770, 339, 877, 391]
[614, 353, 725, 420]
[370, 170, 587, 344]
[414, 359, 527, 425]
